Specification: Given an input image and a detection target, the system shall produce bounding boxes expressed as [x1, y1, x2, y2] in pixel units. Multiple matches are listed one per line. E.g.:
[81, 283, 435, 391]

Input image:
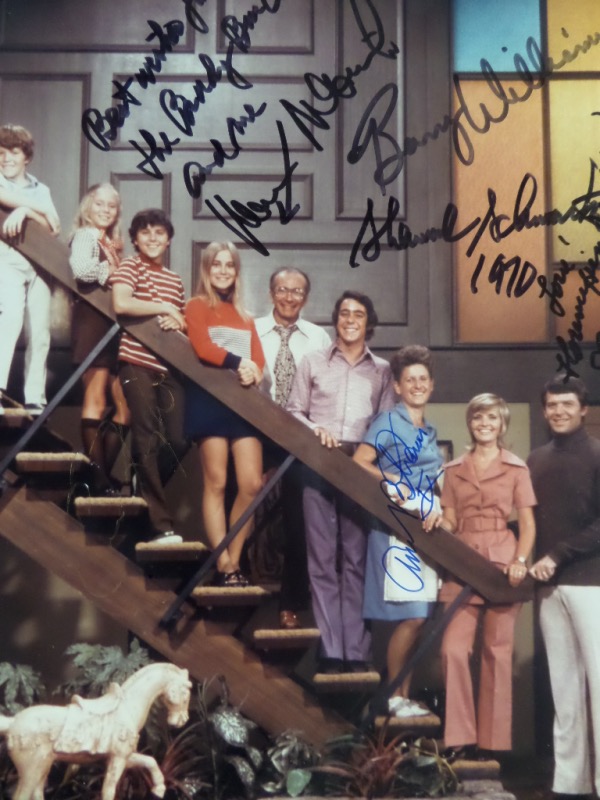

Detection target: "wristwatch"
[515, 556, 527, 564]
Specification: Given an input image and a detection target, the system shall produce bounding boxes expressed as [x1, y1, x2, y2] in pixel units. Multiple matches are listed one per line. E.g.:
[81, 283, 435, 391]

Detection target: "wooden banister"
[0, 211, 534, 604]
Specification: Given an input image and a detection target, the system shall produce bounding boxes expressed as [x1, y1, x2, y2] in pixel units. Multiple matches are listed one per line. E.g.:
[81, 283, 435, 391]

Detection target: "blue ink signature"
[383, 545, 425, 593]
[374, 418, 442, 522]
[373, 413, 443, 592]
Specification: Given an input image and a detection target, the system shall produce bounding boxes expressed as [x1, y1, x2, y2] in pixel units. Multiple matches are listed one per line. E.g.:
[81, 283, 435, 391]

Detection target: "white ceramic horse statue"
[0, 662, 192, 800]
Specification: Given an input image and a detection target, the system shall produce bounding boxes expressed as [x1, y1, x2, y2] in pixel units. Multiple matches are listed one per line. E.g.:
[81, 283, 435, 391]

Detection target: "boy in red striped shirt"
[111, 209, 187, 544]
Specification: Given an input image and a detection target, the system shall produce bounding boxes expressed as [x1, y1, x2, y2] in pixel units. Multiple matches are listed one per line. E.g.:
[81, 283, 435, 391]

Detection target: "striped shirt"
[110, 255, 185, 373]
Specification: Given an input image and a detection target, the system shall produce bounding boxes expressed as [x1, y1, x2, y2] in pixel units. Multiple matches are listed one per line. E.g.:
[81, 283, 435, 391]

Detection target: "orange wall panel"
[453, 81, 548, 343]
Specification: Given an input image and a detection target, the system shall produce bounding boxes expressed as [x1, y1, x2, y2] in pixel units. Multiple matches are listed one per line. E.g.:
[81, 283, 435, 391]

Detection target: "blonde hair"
[195, 241, 249, 320]
[466, 393, 510, 450]
[71, 183, 122, 243]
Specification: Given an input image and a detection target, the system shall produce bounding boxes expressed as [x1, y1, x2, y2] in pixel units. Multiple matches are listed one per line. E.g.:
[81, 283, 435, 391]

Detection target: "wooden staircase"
[0, 466, 351, 745]
[0, 210, 535, 752]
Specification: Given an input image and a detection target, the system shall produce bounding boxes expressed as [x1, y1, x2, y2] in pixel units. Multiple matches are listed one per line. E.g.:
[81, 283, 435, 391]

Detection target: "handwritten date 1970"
[350, 167, 600, 299]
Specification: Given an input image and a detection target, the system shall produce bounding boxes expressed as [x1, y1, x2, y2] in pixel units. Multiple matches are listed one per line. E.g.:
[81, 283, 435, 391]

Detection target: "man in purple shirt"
[287, 290, 395, 674]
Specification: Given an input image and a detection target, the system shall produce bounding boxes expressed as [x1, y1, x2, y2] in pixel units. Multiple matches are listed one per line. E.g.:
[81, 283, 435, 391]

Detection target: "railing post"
[363, 584, 474, 729]
[160, 452, 297, 627]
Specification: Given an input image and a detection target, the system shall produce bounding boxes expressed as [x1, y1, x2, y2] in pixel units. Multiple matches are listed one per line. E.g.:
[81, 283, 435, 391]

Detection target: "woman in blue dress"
[353, 345, 443, 718]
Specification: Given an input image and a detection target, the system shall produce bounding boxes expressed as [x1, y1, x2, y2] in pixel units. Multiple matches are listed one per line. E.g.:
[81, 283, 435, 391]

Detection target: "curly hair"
[390, 345, 433, 381]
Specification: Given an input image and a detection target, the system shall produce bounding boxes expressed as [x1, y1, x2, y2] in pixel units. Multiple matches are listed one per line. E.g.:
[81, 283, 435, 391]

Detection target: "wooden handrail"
[0, 211, 534, 604]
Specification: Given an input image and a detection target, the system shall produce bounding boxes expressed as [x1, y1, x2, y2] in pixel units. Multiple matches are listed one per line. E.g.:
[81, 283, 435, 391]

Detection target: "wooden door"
[0, 0, 452, 352]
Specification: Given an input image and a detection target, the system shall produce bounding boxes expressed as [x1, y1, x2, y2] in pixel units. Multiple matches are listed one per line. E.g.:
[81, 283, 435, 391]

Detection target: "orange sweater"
[185, 296, 265, 371]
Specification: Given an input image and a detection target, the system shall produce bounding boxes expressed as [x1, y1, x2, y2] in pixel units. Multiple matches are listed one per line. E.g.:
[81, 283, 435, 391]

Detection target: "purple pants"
[303, 477, 371, 661]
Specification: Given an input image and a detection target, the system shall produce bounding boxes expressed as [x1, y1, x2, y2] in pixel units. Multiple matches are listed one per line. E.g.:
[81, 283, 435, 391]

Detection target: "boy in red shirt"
[111, 209, 187, 544]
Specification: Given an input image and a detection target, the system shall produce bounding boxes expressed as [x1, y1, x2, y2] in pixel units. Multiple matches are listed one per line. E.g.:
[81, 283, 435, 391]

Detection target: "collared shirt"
[286, 341, 396, 442]
[0, 171, 58, 272]
[255, 310, 331, 401]
[442, 448, 536, 532]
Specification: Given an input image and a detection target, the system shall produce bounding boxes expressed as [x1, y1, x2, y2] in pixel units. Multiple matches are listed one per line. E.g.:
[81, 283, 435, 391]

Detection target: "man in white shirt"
[255, 267, 330, 629]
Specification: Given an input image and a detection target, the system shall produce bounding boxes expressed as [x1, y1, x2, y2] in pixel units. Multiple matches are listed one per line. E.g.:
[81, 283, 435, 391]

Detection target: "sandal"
[230, 570, 250, 587]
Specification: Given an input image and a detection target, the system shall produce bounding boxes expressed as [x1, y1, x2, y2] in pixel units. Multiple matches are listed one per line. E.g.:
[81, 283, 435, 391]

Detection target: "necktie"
[273, 324, 298, 406]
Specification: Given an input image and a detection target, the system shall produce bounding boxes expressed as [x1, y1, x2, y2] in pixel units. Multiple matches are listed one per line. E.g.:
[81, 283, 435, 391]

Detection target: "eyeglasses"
[273, 286, 306, 298]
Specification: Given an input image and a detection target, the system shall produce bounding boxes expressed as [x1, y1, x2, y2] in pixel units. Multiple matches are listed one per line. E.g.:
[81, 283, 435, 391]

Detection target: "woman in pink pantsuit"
[424, 393, 536, 758]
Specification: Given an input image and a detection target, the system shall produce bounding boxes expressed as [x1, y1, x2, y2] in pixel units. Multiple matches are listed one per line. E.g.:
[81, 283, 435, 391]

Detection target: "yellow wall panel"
[547, 0, 600, 72]
[453, 81, 548, 343]
[548, 80, 600, 264]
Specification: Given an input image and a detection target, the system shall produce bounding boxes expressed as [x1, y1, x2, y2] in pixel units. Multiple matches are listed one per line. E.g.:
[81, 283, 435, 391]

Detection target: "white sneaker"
[388, 696, 431, 718]
[150, 531, 183, 545]
[388, 696, 409, 714]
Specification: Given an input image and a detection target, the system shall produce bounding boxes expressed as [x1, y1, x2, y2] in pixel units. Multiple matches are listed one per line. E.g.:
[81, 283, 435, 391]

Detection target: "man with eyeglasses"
[255, 267, 330, 629]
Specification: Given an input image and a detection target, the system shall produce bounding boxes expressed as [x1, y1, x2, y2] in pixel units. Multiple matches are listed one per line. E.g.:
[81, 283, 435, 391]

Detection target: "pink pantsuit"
[440, 450, 536, 751]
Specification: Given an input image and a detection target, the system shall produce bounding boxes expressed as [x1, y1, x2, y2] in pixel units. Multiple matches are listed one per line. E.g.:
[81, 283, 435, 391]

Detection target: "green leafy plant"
[0, 662, 46, 714]
[57, 638, 152, 698]
[0, 650, 458, 800]
[197, 675, 265, 799]
[259, 730, 320, 797]
[309, 727, 458, 798]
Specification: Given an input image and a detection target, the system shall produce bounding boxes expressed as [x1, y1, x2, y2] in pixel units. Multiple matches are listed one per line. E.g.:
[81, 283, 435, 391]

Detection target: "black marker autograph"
[280, 0, 399, 152]
[351, 25, 600, 202]
[345, 40, 545, 199]
[82, 15, 188, 152]
[210, 0, 399, 255]
[351, 160, 600, 288]
[81, 0, 276, 160]
[374, 414, 443, 592]
[134, 101, 267, 181]
[197, 120, 300, 257]
[546, 239, 600, 378]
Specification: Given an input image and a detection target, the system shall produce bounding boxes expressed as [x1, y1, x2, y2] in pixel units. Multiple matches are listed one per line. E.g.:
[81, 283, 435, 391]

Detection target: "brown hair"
[0, 124, 34, 161]
[390, 345, 434, 382]
[541, 374, 589, 408]
[331, 290, 378, 341]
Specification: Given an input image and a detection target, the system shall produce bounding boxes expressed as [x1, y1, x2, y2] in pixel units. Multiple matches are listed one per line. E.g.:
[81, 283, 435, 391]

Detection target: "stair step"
[135, 540, 209, 562]
[0, 407, 35, 427]
[15, 452, 90, 472]
[374, 712, 442, 731]
[74, 496, 148, 517]
[191, 584, 274, 607]
[253, 627, 320, 649]
[313, 670, 381, 691]
[451, 758, 501, 779]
